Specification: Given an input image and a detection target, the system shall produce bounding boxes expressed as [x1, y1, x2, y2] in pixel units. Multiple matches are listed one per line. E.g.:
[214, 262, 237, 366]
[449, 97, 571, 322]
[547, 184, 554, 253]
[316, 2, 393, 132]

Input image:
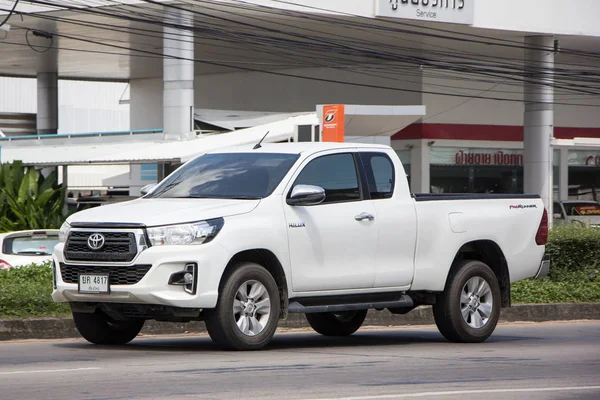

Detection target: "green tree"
[0, 161, 66, 232]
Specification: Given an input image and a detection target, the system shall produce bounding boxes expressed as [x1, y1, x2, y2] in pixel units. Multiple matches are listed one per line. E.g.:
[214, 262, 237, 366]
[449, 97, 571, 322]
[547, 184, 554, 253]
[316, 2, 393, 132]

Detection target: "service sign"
[375, 0, 474, 25]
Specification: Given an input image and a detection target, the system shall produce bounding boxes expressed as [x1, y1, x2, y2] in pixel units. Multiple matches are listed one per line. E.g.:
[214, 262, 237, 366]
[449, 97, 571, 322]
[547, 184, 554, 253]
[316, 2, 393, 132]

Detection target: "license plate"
[78, 274, 110, 294]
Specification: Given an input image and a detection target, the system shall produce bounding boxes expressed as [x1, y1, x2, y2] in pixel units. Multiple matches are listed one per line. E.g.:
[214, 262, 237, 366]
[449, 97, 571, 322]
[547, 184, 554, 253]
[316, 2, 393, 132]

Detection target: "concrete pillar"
[37, 72, 58, 135]
[34, 23, 58, 136]
[410, 140, 430, 193]
[163, 9, 194, 141]
[523, 35, 555, 212]
[559, 148, 569, 201]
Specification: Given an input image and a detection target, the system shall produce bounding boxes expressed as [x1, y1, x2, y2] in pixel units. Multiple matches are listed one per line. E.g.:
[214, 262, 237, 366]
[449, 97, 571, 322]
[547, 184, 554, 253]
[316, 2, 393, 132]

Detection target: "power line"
[22, 27, 600, 107]
[10, 2, 600, 97]
[0, 0, 18, 28]
[2, 1, 600, 104]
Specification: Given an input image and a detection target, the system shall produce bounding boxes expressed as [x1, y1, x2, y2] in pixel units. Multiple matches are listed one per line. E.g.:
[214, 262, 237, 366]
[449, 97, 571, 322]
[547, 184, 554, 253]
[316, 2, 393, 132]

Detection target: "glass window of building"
[567, 150, 600, 201]
[430, 147, 523, 194]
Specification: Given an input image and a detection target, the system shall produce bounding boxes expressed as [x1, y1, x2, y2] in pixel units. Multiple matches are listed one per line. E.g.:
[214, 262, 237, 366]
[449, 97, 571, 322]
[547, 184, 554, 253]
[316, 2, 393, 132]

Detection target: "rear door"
[283, 151, 378, 292]
[357, 151, 417, 288]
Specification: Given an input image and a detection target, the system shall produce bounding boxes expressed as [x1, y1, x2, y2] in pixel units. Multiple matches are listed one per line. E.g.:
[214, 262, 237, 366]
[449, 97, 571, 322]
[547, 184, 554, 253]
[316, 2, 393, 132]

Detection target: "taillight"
[535, 208, 549, 245]
[0, 260, 12, 271]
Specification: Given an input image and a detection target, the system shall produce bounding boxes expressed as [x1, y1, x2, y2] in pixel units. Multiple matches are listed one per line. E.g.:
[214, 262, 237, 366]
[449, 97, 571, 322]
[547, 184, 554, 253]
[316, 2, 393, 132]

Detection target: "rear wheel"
[433, 260, 501, 343]
[305, 310, 368, 336]
[205, 262, 280, 350]
[72, 311, 144, 345]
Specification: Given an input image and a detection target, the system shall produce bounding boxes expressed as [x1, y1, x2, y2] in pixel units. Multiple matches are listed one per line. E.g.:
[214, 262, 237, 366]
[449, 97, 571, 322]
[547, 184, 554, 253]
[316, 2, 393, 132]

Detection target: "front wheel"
[205, 262, 280, 350]
[433, 260, 501, 343]
[72, 311, 144, 345]
[305, 310, 368, 336]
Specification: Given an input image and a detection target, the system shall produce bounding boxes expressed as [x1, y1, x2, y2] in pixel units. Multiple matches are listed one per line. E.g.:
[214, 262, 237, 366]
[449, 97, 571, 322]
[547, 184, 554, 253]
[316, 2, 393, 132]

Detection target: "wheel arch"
[450, 240, 511, 308]
[221, 249, 289, 318]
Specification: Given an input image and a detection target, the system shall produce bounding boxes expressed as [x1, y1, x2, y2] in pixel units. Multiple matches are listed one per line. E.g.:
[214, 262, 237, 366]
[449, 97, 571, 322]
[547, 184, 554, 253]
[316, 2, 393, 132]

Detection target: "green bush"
[545, 225, 600, 281]
[511, 225, 600, 303]
[0, 160, 66, 233]
[512, 277, 600, 304]
[2, 226, 600, 319]
[0, 262, 70, 319]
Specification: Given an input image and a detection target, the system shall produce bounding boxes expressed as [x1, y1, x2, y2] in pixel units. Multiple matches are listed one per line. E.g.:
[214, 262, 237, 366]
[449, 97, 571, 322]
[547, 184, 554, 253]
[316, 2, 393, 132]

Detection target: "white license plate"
[78, 274, 110, 294]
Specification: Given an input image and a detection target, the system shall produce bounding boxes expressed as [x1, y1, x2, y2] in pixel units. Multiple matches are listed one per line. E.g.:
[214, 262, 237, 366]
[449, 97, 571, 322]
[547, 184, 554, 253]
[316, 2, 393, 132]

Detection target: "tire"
[205, 262, 280, 350]
[433, 259, 501, 343]
[72, 310, 144, 345]
[305, 310, 368, 336]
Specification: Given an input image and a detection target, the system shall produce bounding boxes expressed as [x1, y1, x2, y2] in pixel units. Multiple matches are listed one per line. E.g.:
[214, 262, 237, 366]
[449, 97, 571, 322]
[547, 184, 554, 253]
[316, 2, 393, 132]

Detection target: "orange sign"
[322, 104, 345, 142]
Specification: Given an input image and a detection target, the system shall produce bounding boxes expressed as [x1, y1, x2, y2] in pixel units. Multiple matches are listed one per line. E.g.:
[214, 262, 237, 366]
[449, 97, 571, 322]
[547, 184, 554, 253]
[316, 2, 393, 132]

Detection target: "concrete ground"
[0, 321, 599, 400]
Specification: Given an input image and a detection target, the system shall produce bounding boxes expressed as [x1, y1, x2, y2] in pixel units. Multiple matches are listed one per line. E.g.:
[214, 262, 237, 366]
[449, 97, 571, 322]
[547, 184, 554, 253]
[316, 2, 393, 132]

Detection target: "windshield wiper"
[16, 251, 50, 256]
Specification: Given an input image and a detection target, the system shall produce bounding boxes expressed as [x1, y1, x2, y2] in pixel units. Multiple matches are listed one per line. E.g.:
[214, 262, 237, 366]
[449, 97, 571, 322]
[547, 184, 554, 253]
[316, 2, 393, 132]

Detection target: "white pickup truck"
[52, 142, 549, 350]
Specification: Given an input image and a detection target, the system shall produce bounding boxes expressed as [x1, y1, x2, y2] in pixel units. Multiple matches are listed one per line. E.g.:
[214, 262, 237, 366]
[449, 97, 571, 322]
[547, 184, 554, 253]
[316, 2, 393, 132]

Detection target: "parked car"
[0, 230, 60, 270]
[52, 142, 549, 350]
[553, 200, 600, 228]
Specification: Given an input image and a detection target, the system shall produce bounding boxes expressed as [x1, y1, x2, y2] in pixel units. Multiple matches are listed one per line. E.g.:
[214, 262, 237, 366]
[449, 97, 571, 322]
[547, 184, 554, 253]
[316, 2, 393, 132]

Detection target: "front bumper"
[51, 241, 232, 309]
[534, 254, 550, 279]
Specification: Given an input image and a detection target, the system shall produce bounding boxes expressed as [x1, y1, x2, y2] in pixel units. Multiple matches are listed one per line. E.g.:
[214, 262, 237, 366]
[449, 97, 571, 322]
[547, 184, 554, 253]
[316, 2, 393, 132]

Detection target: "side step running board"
[288, 295, 413, 314]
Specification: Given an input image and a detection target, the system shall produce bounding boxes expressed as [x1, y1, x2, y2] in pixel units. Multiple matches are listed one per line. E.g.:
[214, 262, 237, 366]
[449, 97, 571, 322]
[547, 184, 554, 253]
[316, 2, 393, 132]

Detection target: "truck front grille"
[65, 231, 137, 262]
[59, 263, 152, 285]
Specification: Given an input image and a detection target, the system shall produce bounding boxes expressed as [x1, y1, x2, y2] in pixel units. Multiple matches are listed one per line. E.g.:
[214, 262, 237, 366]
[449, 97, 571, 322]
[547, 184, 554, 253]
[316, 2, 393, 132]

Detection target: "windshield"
[147, 152, 300, 199]
[563, 202, 600, 216]
[5, 235, 59, 256]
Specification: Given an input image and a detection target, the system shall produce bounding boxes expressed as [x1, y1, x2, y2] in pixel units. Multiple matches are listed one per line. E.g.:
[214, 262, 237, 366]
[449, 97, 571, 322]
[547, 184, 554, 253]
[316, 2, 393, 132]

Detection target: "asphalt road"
[0, 322, 599, 400]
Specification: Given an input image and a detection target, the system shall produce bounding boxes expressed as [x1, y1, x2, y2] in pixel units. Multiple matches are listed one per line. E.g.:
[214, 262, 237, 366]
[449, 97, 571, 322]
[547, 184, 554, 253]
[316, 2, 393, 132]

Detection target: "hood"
[68, 198, 260, 227]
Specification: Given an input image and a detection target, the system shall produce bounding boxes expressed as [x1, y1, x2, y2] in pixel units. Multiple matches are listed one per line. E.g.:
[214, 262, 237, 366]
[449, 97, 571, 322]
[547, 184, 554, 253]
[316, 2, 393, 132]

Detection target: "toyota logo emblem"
[87, 233, 105, 250]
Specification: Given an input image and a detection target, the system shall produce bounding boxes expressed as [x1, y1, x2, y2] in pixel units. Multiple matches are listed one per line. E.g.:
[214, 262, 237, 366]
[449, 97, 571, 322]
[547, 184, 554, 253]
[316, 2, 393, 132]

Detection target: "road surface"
[1, 321, 599, 400]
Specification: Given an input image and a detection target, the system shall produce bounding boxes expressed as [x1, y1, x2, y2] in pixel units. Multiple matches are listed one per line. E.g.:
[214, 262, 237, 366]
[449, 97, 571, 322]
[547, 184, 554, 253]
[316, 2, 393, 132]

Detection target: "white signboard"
[375, 0, 474, 25]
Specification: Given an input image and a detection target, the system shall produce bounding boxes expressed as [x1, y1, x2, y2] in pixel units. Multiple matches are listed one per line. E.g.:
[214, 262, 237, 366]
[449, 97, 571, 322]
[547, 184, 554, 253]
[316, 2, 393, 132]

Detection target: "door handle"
[354, 212, 375, 221]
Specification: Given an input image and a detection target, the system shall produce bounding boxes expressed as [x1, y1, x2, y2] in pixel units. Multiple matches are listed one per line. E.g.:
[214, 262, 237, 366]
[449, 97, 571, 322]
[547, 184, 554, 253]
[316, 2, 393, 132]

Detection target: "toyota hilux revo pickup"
[52, 142, 550, 350]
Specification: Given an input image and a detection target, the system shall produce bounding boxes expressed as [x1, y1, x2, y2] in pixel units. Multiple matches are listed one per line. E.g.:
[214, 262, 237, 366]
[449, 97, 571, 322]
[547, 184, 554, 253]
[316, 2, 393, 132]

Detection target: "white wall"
[0, 77, 36, 113]
[130, 65, 423, 130]
[422, 74, 524, 126]
[58, 80, 129, 133]
[130, 78, 163, 131]
[422, 72, 600, 128]
[194, 66, 423, 112]
[473, 0, 600, 37]
[0, 77, 130, 133]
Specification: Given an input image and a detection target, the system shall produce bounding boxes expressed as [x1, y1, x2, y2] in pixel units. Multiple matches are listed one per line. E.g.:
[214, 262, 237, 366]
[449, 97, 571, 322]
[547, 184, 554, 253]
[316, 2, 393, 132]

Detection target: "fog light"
[168, 263, 197, 295]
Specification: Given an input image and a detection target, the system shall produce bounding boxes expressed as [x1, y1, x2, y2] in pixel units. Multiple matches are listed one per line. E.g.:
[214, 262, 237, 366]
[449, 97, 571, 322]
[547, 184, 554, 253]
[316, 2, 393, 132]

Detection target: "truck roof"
[208, 141, 392, 155]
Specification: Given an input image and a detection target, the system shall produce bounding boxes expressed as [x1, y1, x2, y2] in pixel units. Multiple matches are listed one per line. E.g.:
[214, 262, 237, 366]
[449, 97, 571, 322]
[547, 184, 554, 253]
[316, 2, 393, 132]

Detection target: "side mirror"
[553, 213, 563, 219]
[140, 183, 157, 196]
[287, 184, 326, 206]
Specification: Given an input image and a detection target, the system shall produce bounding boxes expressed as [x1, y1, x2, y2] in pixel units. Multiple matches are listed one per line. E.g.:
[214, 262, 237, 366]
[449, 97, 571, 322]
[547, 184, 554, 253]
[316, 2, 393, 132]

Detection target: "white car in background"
[553, 200, 600, 228]
[0, 230, 60, 270]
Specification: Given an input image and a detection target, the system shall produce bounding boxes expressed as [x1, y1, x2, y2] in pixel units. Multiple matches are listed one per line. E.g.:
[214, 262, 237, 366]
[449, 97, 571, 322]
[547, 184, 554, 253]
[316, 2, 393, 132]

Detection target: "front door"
[283, 152, 378, 292]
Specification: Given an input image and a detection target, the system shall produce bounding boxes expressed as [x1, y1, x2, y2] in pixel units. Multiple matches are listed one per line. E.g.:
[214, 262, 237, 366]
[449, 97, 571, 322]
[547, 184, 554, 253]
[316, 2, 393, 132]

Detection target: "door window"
[359, 152, 395, 199]
[293, 153, 360, 203]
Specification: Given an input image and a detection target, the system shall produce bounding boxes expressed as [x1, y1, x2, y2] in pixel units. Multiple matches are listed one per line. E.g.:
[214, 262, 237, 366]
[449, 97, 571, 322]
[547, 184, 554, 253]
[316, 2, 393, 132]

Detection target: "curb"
[1, 303, 599, 341]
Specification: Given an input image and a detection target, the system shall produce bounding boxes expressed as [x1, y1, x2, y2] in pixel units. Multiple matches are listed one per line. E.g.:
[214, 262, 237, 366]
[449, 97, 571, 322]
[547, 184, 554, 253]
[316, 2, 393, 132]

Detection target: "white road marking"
[0, 367, 101, 376]
[301, 386, 600, 400]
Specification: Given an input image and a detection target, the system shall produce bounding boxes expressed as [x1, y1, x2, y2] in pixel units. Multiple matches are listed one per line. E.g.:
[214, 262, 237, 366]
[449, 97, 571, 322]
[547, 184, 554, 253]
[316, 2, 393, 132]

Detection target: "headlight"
[58, 221, 71, 243]
[147, 218, 224, 246]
